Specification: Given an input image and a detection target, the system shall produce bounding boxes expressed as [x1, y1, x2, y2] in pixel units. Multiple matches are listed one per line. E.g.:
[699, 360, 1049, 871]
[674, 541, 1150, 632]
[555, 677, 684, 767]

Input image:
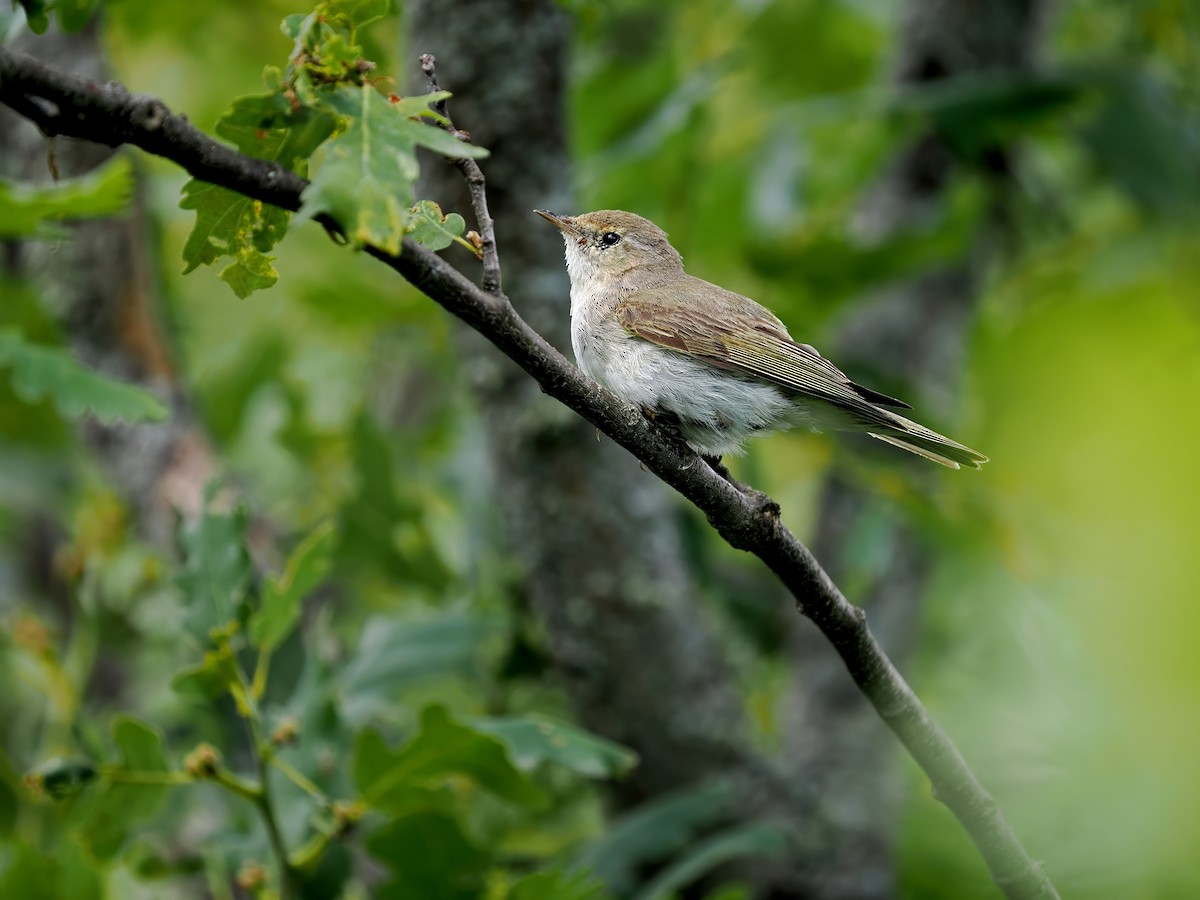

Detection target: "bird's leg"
[702, 454, 735, 483]
[642, 410, 779, 517]
[641, 406, 691, 451]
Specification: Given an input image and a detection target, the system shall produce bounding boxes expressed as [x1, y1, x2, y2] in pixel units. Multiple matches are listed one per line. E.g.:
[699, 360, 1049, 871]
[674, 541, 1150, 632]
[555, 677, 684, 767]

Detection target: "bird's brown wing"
[615, 282, 910, 422]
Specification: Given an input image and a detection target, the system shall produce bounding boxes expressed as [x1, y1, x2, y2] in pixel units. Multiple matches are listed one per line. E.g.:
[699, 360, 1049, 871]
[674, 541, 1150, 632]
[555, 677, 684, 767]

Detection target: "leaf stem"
[288, 827, 334, 873]
[229, 642, 299, 898]
[271, 756, 328, 806]
[101, 768, 194, 786]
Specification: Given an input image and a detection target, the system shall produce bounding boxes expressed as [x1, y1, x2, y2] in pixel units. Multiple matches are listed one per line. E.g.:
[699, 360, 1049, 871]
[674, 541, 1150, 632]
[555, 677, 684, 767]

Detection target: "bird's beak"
[535, 209, 583, 238]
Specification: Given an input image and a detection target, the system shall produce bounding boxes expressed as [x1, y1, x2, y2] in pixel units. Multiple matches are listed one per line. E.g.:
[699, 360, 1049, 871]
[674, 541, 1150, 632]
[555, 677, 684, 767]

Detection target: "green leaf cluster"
[11, 486, 655, 897]
[179, 0, 487, 295]
[180, 93, 336, 297]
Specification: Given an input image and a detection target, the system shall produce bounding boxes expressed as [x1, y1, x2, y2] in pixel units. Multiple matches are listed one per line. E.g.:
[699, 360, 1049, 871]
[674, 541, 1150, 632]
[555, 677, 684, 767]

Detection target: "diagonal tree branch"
[0, 46, 1058, 900]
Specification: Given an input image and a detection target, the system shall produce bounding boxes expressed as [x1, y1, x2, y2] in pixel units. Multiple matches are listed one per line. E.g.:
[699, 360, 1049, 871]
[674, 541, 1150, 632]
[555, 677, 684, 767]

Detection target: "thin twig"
[0, 47, 1057, 900]
[227, 646, 298, 898]
[251, 741, 295, 899]
[418, 52, 502, 294]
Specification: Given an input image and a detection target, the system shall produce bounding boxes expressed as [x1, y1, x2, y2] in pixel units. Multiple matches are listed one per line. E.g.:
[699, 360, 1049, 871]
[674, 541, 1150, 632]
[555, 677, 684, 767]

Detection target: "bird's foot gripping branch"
[0, 3, 1056, 897]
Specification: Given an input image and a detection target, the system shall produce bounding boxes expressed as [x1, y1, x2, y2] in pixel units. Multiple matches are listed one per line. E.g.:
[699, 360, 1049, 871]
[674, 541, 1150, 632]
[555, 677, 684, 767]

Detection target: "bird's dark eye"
[600, 231, 622, 247]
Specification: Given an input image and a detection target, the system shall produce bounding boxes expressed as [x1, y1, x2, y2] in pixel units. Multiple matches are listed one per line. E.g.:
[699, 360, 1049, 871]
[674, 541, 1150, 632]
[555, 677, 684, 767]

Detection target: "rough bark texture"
[783, 1, 1050, 896]
[406, 0, 775, 808]
[0, 22, 214, 545]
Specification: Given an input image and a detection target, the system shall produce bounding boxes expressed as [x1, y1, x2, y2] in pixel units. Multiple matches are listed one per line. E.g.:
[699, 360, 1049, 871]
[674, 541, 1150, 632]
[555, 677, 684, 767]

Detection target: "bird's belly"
[576, 328, 795, 456]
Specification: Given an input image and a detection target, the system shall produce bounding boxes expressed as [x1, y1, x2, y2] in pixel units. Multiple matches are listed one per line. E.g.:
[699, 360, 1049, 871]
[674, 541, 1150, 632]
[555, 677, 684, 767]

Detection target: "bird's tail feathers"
[868, 412, 988, 470]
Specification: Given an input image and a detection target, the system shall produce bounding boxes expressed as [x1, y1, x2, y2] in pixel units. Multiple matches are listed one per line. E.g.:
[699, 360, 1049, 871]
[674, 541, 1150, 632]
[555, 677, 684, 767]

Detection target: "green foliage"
[472, 715, 638, 780]
[574, 781, 734, 895]
[300, 86, 485, 253]
[180, 94, 336, 297]
[179, 0, 487, 295]
[633, 822, 788, 900]
[8, 0, 1200, 898]
[8, 472, 635, 895]
[891, 71, 1086, 161]
[1080, 69, 1200, 216]
[0, 330, 168, 424]
[12, 0, 97, 34]
[24, 757, 98, 800]
[334, 614, 499, 723]
[408, 199, 471, 253]
[249, 520, 338, 650]
[175, 495, 254, 642]
[0, 841, 103, 899]
[0, 155, 134, 238]
[170, 643, 240, 701]
[354, 705, 545, 809]
[110, 717, 171, 819]
[367, 811, 491, 900]
[509, 868, 612, 900]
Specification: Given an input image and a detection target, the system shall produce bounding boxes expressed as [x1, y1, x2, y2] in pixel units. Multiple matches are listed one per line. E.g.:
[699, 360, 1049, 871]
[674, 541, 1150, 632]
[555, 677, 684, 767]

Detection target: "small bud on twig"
[271, 717, 300, 747]
[236, 860, 268, 891]
[184, 743, 221, 779]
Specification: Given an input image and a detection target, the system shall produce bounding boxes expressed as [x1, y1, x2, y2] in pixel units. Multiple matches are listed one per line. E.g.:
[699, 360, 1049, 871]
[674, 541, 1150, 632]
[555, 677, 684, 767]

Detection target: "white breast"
[569, 280, 796, 456]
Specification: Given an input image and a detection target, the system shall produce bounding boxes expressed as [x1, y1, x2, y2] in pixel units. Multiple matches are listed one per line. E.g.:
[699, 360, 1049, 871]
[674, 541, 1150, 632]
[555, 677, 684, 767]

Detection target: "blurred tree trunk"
[0, 21, 215, 546]
[0, 21, 217, 719]
[406, 0, 811, 871]
[782, 1, 1050, 896]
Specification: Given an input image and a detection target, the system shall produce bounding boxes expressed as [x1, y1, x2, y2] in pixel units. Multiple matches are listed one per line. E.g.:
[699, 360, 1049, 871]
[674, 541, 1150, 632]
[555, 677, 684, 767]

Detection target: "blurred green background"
[2, 0, 1200, 897]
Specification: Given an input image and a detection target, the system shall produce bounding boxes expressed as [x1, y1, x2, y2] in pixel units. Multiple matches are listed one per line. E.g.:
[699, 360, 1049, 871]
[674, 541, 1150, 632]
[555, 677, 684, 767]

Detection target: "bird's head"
[535, 209, 683, 288]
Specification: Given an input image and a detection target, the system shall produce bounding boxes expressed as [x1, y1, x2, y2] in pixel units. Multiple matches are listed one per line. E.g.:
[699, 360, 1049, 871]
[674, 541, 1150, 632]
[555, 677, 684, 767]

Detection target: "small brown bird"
[536, 208, 988, 470]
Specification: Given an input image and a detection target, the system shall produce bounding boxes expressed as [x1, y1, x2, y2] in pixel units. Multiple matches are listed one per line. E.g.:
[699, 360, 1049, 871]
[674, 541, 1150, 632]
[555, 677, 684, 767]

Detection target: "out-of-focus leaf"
[124, 840, 205, 880]
[0, 840, 103, 899]
[50, 0, 95, 31]
[13, 0, 49, 33]
[893, 72, 1084, 159]
[24, 757, 98, 800]
[322, 0, 389, 32]
[296, 841, 353, 898]
[407, 199, 467, 252]
[353, 705, 544, 810]
[170, 643, 239, 701]
[111, 715, 171, 819]
[366, 811, 489, 900]
[633, 822, 789, 900]
[63, 718, 177, 863]
[471, 714, 637, 780]
[0, 330, 167, 424]
[0, 156, 134, 238]
[334, 613, 499, 724]
[574, 781, 733, 895]
[747, 180, 982, 303]
[0, 752, 18, 839]
[703, 887, 752, 900]
[13, 0, 97, 33]
[339, 413, 453, 588]
[510, 868, 612, 900]
[300, 85, 486, 254]
[176, 497, 253, 642]
[249, 520, 337, 650]
[1080, 70, 1200, 216]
